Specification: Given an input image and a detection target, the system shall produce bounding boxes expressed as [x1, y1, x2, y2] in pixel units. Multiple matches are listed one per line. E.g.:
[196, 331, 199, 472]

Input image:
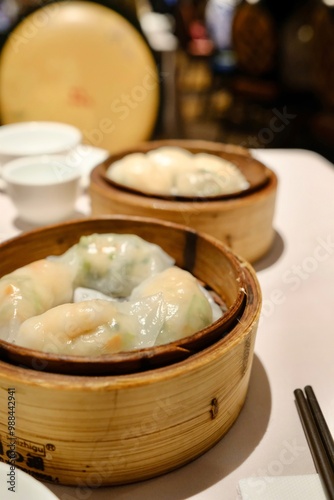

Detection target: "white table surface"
[1, 148, 334, 499]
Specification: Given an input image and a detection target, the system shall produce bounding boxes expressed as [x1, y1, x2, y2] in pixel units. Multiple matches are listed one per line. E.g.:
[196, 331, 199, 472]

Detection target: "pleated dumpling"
[192, 153, 249, 194]
[130, 266, 213, 345]
[0, 259, 74, 343]
[15, 296, 167, 355]
[106, 151, 174, 195]
[49, 233, 174, 297]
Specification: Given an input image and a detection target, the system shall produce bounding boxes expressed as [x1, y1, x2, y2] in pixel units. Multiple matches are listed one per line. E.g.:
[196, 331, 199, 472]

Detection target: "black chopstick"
[305, 385, 334, 469]
[294, 387, 334, 500]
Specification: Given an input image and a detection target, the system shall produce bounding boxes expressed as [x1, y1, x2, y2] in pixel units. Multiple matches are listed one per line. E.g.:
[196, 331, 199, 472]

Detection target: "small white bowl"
[2, 155, 81, 225]
[0, 121, 82, 165]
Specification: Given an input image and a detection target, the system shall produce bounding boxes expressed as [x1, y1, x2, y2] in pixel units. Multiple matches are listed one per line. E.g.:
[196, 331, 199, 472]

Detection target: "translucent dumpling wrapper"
[49, 233, 175, 298]
[107, 147, 195, 196]
[1, 236, 224, 356]
[130, 266, 213, 345]
[0, 259, 74, 343]
[200, 285, 224, 322]
[146, 146, 193, 168]
[175, 170, 229, 197]
[107, 152, 176, 195]
[106, 146, 249, 197]
[14, 295, 168, 355]
[75, 284, 223, 324]
[146, 146, 194, 187]
[192, 153, 250, 194]
[73, 287, 118, 303]
[14, 267, 218, 355]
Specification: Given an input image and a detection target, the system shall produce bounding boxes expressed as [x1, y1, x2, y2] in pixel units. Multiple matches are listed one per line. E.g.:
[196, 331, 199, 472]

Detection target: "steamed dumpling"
[147, 146, 193, 171]
[49, 233, 174, 297]
[106, 146, 249, 197]
[15, 295, 167, 355]
[175, 170, 226, 197]
[108, 152, 149, 190]
[131, 266, 213, 345]
[0, 259, 75, 343]
[192, 153, 250, 194]
[107, 152, 175, 195]
[2, 233, 224, 356]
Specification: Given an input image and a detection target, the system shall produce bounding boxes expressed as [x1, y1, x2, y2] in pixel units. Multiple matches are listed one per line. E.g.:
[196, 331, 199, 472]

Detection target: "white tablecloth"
[1, 148, 334, 500]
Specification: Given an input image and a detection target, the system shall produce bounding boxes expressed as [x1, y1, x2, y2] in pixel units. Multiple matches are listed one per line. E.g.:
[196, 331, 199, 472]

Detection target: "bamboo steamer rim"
[0, 215, 261, 387]
[0, 258, 261, 389]
[0, 215, 246, 375]
[91, 140, 278, 210]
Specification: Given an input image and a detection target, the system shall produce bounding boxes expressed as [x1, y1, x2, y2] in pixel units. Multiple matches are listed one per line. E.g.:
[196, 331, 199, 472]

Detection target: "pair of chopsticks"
[294, 386, 334, 500]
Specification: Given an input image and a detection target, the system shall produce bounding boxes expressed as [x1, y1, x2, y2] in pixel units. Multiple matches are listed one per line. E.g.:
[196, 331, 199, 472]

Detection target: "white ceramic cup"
[0, 121, 82, 166]
[2, 155, 82, 225]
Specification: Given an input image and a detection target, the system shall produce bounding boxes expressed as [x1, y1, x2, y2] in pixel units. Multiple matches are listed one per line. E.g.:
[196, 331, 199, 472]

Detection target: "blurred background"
[1, 0, 334, 162]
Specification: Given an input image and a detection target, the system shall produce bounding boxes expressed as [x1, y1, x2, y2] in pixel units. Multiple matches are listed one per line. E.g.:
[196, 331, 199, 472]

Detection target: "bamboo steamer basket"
[89, 140, 278, 263]
[0, 216, 261, 486]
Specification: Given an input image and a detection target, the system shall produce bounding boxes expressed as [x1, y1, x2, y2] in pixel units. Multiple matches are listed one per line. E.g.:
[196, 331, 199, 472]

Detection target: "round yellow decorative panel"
[0, 1, 160, 152]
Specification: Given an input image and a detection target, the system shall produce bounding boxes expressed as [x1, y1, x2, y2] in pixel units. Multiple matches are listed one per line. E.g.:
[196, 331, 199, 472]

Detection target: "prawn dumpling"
[0, 260, 74, 342]
[15, 299, 129, 355]
[131, 266, 213, 345]
[15, 295, 167, 355]
[50, 233, 174, 298]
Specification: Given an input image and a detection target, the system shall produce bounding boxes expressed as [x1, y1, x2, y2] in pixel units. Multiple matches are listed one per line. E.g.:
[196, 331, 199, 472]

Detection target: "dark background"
[1, 0, 334, 163]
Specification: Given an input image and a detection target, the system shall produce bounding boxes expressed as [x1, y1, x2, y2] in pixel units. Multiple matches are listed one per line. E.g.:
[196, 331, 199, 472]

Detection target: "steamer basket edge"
[89, 140, 278, 263]
[0, 216, 262, 485]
